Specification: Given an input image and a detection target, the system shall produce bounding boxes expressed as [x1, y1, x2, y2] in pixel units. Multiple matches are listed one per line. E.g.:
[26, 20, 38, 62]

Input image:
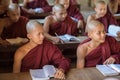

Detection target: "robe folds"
[26, 0, 51, 12]
[67, 4, 84, 21]
[1, 16, 29, 39]
[116, 5, 120, 26]
[12, 0, 19, 4]
[21, 40, 70, 72]
[49, 15, 78, 36]
[97, 13, 118, 32]
[79, 35, 120, 67]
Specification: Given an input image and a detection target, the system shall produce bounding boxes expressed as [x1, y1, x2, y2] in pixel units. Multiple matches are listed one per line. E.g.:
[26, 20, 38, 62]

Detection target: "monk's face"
[89, 25, 106, 43]
[28, 25, 45, 45]
[59, 0, 69, 9]
[54, 8, 67, 21]
[95, 3, 107, 17]
[7, 8, 20, 22]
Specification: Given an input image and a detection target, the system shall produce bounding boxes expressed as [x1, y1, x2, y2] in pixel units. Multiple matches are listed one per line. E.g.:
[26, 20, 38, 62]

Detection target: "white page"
[43, 65, 56, 78]
[30, 69, 49, 80]
[108, 25, 120, 37]
[96, 65, 119, 76]
[109, 64, 120, 73]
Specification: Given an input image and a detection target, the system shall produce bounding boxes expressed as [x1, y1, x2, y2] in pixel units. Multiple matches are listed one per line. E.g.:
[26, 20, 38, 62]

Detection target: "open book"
[30, 65, 56, 80]
[108, 25, 120, 37]
[96, 64, 120, 76]
[58, 34, 80, 43]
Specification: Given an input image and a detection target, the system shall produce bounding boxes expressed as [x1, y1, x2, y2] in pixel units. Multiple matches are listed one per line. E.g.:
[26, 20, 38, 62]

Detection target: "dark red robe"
[21, 0, 52, 17]
[49, 15, 78, 36]
[21, 40, 70, 72]
[67, 4, 84, 21]
[1, 16, 29, 39]
[116, 5, 120, 26]
[12, 0, 19, 4]
[97, 13, 118, 32]
[79, 36, 120, 67]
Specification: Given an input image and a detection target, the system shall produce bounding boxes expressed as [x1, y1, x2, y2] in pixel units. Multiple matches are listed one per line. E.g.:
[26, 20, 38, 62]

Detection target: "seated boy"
[13, 20, 70, 80]
[77, 20, 120, 69]
[86, 1, 120, 37]
[0, 3, 29, 45]
[43, 4, 78, 43]
[55, 0, 85, 33]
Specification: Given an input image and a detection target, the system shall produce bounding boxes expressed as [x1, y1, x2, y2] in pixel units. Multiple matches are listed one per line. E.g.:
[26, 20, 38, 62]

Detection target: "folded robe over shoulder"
[49, 15, 78, 36]
[79, 36, 120, 67]
[21, 40, 70, 72]
[1, 16, 29, 39]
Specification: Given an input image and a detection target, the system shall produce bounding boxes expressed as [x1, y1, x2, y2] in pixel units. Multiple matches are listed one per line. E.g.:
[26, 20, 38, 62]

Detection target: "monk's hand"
[54, 68, 65, 80]
[103, 57, 115, 64]
[28, 9, 35, 15]
[52, 37, 60, 43]
[117, 31, 120, 38]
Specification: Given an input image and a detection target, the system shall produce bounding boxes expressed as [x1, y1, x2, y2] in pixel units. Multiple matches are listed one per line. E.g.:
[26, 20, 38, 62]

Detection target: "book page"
[96, 65, 119, 76]
[30, 69, 49, 80]
[43, 65, 56, 78]
[108, 64, 120, 73]
[58, 34, 80, 42]
[108, 25, 120, 37]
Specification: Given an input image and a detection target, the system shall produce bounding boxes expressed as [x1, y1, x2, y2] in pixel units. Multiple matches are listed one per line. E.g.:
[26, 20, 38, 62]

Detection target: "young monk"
[21, 0, 52, 17]
[55, 0, 85, 33]
[43, 4, 78, 43]
[13, 20, 70, 79]
[86, 0, 120, 37]
[77, 20, 120, 69]
[0, 3, 29, 45]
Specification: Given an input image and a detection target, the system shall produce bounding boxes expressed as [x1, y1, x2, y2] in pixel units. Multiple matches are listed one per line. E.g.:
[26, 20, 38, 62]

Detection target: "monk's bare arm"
[43, 16, 59, 42]
[13, 48, 24, 73]
[76, 45, 86, 69]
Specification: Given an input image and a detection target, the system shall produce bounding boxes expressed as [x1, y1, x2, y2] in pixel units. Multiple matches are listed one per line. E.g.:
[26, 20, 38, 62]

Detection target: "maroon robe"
[26, 0, 51, 12]
[1, 16, 29, 39]
[21, 40, 70, 72]
[116, 5, 120, 26]
[67, 4, 84, 21]
[49, 15, 78, 36]
[97, 13, 118, 32]
[79, 36, 120, 67]
[12, 0, 19, 4]
[21, 0, 52, 17]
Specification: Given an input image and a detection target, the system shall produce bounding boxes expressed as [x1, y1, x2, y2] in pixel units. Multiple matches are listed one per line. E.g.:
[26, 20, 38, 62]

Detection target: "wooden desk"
[29, 12, 50, 19]
[66, 68, 120, 80]
[0, 68, 120, 80]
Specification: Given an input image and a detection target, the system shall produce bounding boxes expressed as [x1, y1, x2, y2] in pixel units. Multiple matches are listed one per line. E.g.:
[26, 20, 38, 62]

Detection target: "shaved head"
[52, 4, 65, 12]
[87, 20, 104, 33]
[95, 0, 106, 8]
[26, 20, 43, 33]
[8, 3, 20, 12]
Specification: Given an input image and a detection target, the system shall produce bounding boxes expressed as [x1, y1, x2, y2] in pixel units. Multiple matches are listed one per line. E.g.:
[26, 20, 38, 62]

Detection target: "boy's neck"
[88, 40, 101, 49]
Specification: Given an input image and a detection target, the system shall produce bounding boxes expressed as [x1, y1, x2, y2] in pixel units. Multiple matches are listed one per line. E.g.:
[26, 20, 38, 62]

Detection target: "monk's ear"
[88, 32, 92, 39]
[27, 33, 31, 39]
